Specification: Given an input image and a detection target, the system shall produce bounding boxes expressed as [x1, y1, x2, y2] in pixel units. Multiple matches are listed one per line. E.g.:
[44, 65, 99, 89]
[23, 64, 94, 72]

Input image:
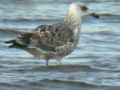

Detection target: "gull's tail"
[4, 32, 33, 48]
[4, 39, 27, 48]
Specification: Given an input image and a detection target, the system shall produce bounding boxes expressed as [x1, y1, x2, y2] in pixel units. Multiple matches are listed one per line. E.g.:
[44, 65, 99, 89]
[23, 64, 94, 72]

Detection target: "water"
[0, 0, 120, 90]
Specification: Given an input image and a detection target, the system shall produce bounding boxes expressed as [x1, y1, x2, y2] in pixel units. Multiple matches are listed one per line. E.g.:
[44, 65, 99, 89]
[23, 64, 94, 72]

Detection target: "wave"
[97, 13, 120, 23]
[0, 18, 61, 23]
[8, 63, 117, 73]
[0, 28, 20, 33]
[37, 79, 120, 88]
[98, 13, 120, 16]
[0, 82, 23, 88]
[0, 13, 119, 22]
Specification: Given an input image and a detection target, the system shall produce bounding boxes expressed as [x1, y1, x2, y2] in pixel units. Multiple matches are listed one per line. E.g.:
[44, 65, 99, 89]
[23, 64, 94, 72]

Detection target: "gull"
[5, 2, 99, 66]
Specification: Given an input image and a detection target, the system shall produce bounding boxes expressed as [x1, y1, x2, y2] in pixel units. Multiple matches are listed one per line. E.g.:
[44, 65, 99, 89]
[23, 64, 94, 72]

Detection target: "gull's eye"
[81, 6, 88, 11]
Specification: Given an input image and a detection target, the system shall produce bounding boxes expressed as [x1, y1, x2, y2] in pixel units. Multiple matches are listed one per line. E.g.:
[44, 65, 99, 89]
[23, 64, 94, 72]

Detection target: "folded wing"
[6, 23, 74, 53]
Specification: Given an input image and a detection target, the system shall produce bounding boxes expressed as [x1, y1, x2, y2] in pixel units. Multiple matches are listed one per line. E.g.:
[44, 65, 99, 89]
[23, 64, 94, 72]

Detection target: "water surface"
[0, 0, 120, 90]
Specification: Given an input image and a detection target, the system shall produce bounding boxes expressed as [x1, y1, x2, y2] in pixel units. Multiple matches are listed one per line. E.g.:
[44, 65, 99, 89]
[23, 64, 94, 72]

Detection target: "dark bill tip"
[91, 13, 100, 19]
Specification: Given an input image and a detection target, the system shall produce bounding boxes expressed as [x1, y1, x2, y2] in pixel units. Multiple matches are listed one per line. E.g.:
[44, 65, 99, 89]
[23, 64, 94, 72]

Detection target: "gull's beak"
[89, 12, 99, 18]
[82, 10, 99, 19]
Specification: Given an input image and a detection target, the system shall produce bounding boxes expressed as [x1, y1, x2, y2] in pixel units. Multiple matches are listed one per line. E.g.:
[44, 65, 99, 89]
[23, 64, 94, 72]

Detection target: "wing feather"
[12, 23, 74, 53]
[31, 23, 74, 52]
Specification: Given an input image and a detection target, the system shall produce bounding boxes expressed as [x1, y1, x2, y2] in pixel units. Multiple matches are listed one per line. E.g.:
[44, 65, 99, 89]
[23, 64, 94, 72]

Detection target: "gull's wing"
[5, 23, 74, 53]
[30, 23, 74, 52]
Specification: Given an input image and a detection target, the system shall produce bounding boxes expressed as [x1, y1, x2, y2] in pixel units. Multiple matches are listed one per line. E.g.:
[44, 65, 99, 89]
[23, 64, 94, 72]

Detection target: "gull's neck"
[64, 4, 82, 29]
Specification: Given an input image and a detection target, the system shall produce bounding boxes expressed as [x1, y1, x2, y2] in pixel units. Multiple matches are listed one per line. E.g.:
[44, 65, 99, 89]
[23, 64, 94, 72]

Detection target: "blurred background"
[0, 0, 120, 90]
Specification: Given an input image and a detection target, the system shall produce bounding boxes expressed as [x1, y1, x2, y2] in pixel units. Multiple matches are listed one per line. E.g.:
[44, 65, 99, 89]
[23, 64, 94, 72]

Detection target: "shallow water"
[0, 0, 120, 90]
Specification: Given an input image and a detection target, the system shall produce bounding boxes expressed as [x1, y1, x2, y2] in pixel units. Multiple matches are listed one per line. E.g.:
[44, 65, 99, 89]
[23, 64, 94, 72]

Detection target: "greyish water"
[0, 0, 120, 90]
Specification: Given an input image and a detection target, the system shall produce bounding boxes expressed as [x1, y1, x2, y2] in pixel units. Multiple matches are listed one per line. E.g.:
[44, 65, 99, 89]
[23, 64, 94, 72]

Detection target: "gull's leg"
[57, 58, 62, 65]
[46, 59, 49, 66]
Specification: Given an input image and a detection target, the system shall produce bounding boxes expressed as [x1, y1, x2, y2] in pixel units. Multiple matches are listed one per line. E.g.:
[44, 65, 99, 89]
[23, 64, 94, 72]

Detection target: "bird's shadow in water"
[31, 64, 100, 73]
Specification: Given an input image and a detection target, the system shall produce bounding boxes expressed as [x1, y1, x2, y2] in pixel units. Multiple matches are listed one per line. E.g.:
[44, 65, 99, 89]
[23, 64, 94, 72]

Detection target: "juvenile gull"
[5, 2, 99, 66]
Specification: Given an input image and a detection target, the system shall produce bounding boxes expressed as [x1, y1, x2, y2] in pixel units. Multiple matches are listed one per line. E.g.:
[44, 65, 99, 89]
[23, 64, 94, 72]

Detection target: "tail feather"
[4, 40, 16, 48]
[4, 40, 27, 48]
[5, 32, 33, 48]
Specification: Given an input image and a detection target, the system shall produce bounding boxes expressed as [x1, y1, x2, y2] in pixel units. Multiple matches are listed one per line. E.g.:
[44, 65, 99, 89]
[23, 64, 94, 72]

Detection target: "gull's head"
[65, 2, 99, 25]
[69, 3, 88, 16]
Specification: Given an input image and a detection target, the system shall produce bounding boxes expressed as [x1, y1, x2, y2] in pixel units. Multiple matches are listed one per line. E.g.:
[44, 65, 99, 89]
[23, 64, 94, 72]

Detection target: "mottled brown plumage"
[5, 2, 99, 66]
[17, 22, 75, 59]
